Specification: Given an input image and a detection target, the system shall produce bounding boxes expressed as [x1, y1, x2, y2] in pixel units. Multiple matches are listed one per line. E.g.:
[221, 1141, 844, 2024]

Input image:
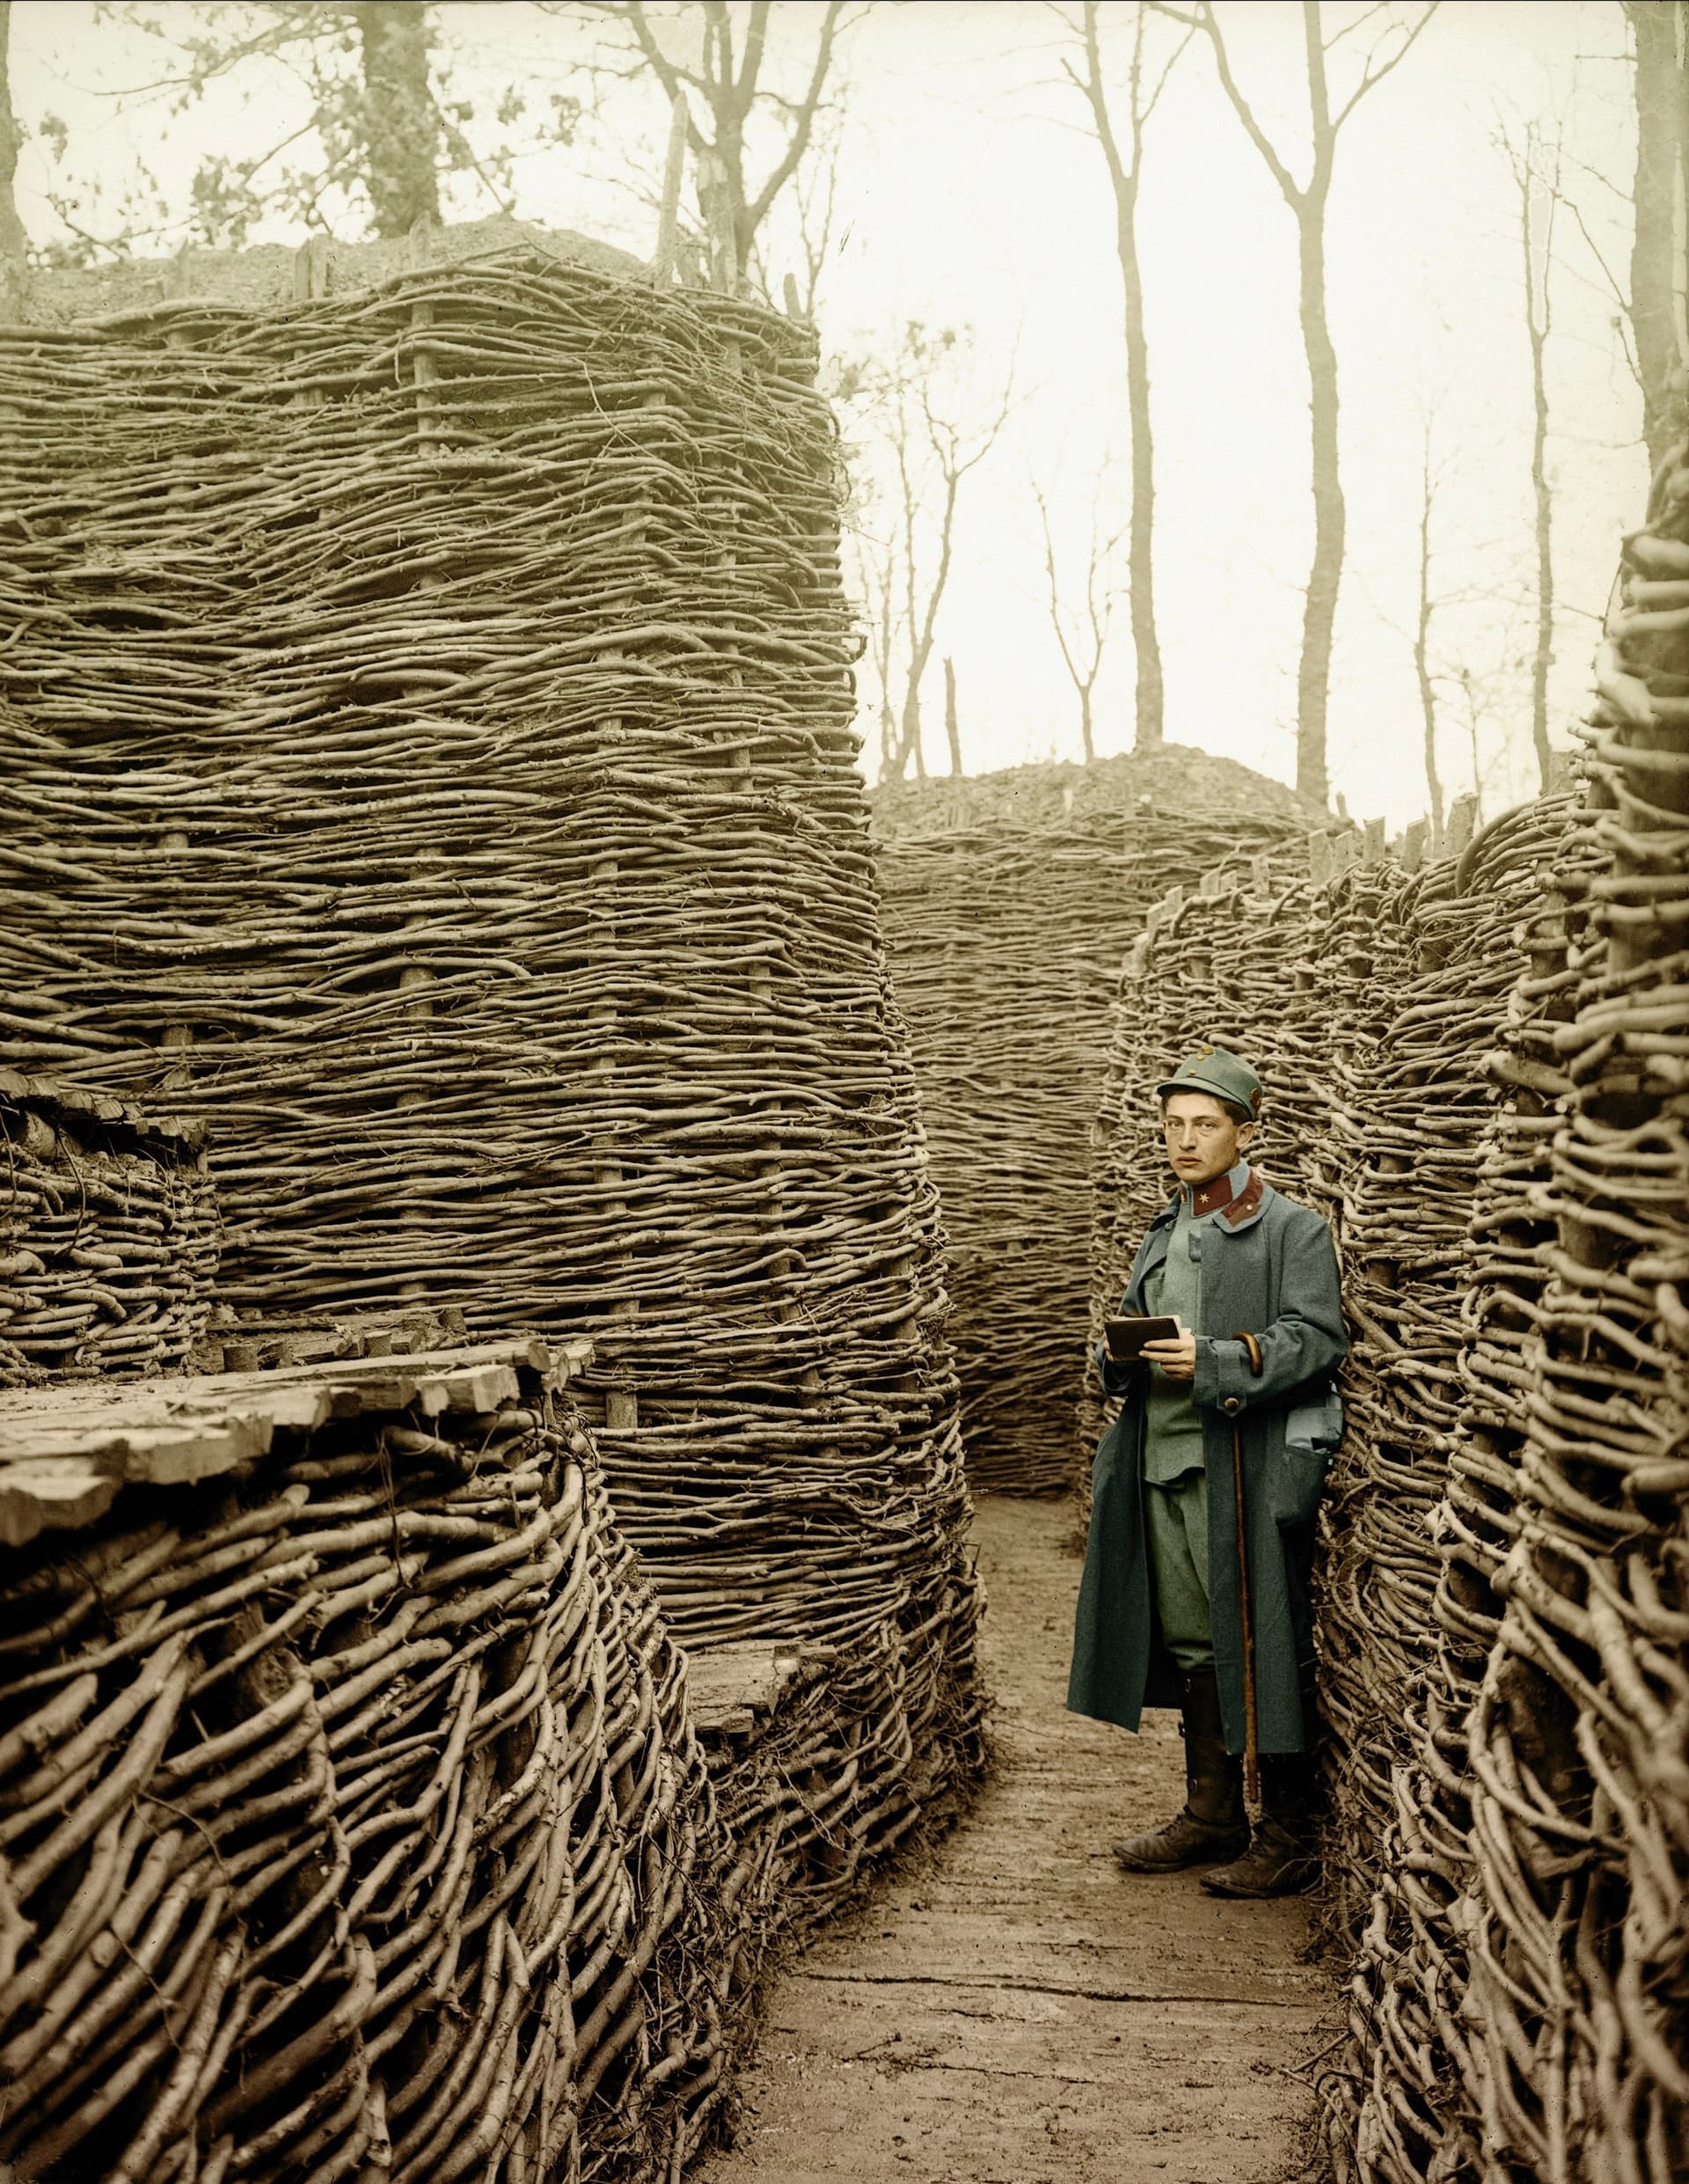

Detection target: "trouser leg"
[1144, 1471, 1214, 1673]
[1115, 1482, 1244, 1873]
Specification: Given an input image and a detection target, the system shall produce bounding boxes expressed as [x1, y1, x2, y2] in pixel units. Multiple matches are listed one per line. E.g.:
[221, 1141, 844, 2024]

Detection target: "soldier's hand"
[1142, 1323, 1196, 1381]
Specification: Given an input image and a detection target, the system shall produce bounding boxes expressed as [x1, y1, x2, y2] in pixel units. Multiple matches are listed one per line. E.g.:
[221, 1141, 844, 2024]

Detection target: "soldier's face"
[1161, 1094, 1254, 1189]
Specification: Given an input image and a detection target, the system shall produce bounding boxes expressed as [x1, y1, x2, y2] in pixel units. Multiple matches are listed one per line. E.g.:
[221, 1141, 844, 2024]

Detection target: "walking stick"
[1232, 1331, 1265, 1806]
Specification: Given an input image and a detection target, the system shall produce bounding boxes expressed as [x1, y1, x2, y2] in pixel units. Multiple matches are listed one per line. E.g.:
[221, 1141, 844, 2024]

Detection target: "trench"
[697, 1496, 1331, 2184]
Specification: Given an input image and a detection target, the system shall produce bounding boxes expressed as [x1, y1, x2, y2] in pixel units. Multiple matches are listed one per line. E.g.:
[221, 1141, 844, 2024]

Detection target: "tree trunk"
[943, 656, 963, 775]
[1414, 460, 1444, 838]
[1118, 168, 1164, 750]
[1295, 195, 1341, 810]
[351, 3, 442, 238]
[896, 681, 926, 781]
[0, 1, 27, 319]
[1465, 685, 1483, 823]
[1522, 152, 1554, 795]
[1624, 1, 1685, 474]
[1527, 379, 1554, 795]
[1078, 684, 1096, 766]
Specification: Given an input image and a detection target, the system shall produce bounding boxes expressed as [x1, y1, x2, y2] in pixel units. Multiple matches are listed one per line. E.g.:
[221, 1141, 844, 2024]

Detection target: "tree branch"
[1323, 3, 1389, 55]
[736, 0, 770, 105]
[1330, 2, 1438, 131]
[607, 3, 711, 152]
[1035, 484, 1086, 694]
[1165, 1, 1304, 208]
[1140, 14, 1195, 127]
[745, 0, 845, 237]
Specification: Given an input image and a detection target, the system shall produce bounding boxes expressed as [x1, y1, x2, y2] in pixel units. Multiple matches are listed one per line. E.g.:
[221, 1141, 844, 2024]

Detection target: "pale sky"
[10, 1, 1647, 828]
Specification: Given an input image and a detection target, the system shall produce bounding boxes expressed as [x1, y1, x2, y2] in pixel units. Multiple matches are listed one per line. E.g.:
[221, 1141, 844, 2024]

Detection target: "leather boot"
[1113, 1669, 1249, 1873]
[1202, 1751, 1319, 1897]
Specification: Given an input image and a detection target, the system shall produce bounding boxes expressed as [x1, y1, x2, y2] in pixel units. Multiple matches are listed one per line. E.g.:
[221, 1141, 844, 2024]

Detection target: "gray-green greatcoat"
[1067, 1169, 1346, 1755]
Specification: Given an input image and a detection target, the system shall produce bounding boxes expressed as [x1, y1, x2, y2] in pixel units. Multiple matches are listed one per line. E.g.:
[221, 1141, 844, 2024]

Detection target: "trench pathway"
[698, 1493, 1334, 2184]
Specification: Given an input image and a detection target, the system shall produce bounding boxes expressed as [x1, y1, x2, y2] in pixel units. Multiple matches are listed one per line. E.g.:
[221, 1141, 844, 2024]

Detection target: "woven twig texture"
[0, 1370, 743, 2184]
[0, 1072, 219, 1388]
[0, 241, 985, 2183]
[1327, 461, 1689, 2184]
[0, 238, 980, 1787]
[872, 748, 1312, 1492]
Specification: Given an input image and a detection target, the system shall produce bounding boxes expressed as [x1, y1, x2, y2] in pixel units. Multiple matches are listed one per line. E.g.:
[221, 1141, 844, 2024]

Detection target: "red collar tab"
[1180, 1164, 1264, 1223]
[1186, 1167, 1244, 1218]
[1220, 1168, 1266, 1227]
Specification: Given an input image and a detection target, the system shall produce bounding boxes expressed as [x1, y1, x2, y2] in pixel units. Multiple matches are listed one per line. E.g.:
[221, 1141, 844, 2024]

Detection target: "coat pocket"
[1268, 1384, 1344, 1524]
[1267, 1443, 1328, 1526]
[1285, 1383, 1343, 1455]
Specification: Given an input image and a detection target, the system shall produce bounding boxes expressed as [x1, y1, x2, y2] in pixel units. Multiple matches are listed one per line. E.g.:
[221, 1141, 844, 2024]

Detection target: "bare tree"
[0, 3, 26, 315]
[889, 365, 1013, 781]
[1160, 0, 1437, 808]
[1502, 119, 1557, 796]
[569, 2, 853, 291]
[1058, 1, 1188, 751]
[785, 104, 844, 319]
[839, 326, 1013, 784]
[1412, 426, 1445, 839]
[1033, 477, 1125, 765]
[859, 532, 901, 778]
[1449, 664, 1500, 824]
[1368, 394, 1518, 836]
[942, 656, 963, 776]
[1623, 1, 1686, 473]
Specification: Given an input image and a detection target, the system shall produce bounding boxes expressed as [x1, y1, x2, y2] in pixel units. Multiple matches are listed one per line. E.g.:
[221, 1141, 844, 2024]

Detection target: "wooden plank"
[0, 1337, 593, 1544]
[684, 1638, 805, 1733]
[0, 1456, 121, 1549]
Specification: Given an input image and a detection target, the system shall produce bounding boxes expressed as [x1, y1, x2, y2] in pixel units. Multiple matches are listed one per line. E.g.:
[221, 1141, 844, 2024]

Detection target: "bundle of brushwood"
[0, 1071, 218, 1389]
[1314, 806, 1587, 1951]
[1321, 821, 1600, 2177]
[872, 745, 1315, 1491]
[0, 1340, 756, 2184]
[1328, 473, 1689, 2181]
[0, 228, 983, 1934]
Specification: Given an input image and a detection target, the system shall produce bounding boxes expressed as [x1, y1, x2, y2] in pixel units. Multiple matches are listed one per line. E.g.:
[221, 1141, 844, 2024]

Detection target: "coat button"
[1224, 1396, 1240, 1415]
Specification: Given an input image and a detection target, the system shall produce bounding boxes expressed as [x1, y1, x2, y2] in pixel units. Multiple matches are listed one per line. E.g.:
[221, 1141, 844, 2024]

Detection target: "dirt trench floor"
[698, 1492, 1337, 2184]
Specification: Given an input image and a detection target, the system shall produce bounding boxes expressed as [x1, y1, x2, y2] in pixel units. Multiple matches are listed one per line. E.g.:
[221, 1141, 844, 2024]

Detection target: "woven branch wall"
[871, 746, 1312, 1492]
[1092, 727, 1687, 2173]
[0, 1349, 771, 2184]
[0, 1071, 219, 1388]
[0, 236, 983, 1902]
[1324, 454, 1689, 2184]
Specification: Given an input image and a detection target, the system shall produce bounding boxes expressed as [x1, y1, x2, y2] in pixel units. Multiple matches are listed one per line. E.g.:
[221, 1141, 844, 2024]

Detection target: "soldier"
[1067, 1046, 1346, 1897]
